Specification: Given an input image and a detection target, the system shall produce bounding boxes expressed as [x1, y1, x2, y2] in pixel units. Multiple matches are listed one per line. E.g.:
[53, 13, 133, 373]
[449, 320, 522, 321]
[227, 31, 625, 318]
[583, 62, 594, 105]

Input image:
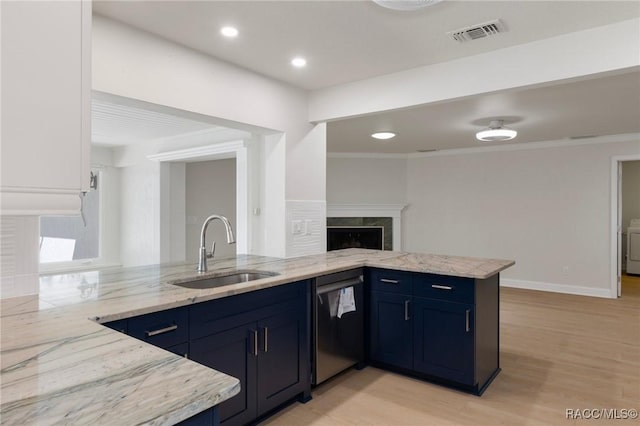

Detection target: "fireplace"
[327, 204, 407, 251]
[327, 226, 384, 251]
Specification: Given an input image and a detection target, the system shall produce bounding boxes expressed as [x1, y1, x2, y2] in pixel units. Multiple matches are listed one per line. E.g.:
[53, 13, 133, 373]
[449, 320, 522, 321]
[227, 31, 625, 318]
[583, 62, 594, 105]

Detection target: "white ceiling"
[92, 1, 640, 153]
[93, 1, 639, 91]
[92, 97, 221, 146]
[328, 70, 640, 153]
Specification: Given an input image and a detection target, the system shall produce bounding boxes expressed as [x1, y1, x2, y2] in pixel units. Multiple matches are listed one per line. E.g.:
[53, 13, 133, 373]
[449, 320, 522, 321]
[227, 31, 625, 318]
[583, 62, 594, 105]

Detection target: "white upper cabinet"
[1, 0, 91, 215]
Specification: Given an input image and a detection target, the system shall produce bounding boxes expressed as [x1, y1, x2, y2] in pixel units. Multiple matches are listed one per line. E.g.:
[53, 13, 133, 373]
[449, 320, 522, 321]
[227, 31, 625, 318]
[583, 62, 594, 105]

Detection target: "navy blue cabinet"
[103, 319, 127, 334]
[367, 268, 500, 395]
[178, 407, 220, 426]
[256, 307, 307, 415]
[412, 298, 474, 385]
[190, 323, 257, 425]
[103, 308, 189, 355]
[103, 280, 310, 425]
[189, 281, 310, 426]
[369, 291, 412, 370]
[127, 307, 189, 350]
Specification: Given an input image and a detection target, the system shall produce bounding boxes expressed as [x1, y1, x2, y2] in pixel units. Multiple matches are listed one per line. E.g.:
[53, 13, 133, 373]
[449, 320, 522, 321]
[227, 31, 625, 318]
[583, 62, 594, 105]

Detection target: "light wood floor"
[262, 282, 640, 426]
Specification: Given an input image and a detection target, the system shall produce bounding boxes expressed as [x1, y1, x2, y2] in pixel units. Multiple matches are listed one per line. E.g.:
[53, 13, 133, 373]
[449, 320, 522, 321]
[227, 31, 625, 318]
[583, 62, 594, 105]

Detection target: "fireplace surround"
[326, 204, 406, 251]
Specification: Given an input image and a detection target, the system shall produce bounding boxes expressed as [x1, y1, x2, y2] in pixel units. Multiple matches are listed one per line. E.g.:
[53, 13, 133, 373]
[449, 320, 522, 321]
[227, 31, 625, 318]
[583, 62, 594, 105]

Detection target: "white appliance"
[627, 219, 640, 275]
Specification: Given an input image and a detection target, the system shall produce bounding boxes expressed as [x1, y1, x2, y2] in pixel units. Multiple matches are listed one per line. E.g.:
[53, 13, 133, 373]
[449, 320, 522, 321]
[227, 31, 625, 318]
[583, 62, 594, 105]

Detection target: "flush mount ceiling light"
[372, 0, 444, 11]
[291, 57, 307, 68]
[475, 120, 517, 142]
[220, 26, 239, 38]
[371, 132, 396, 140]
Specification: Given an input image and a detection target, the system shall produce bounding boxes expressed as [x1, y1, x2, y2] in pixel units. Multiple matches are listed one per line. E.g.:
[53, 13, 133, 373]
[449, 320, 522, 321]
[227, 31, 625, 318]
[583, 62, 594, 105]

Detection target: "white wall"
[286, 123, 327, 257]
[185, 159, 237, 261]
[119, 161, 162, 267]
[93, 16, 327, 258]
[92, 146, 121, 267]
[327, 156, 407, 205]
[0, 216, 39, 298]
[165, 162, 186, 263]
[404, 137, 640, 298]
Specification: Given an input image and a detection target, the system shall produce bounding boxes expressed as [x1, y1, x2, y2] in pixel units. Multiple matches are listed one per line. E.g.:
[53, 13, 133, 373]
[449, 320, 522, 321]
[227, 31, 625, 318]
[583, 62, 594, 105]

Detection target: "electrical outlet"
[562, 266, 569, 274]
[304, 219, 313, 235]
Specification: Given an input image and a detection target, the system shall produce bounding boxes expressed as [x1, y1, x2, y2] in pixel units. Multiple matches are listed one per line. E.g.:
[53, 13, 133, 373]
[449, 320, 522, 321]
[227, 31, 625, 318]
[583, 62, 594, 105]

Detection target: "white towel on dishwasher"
[337, 286, 356, 318]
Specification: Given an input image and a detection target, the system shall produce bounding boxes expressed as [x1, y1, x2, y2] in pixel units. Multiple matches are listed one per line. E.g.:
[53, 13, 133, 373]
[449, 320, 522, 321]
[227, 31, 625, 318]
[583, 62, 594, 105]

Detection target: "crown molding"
[147, 140, 246, 162]
[327, 133, 640, 160]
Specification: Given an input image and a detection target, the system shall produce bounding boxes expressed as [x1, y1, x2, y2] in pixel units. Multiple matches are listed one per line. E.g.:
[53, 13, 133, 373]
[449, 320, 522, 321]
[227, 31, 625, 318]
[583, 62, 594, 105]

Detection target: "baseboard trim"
[500, 279, 614, 299]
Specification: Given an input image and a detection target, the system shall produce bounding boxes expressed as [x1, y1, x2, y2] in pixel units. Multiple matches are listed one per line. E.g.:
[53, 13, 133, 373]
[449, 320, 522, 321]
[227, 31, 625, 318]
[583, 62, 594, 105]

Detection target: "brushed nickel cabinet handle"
[252, 330, 258, 356]
[432, 284, 453, 291]
[404, 300, 410, 321]
[145, 324, 178, 337]
[465, 309, 470, 332]
[381, 278, 399, 284]
[263, 327, 268, 353]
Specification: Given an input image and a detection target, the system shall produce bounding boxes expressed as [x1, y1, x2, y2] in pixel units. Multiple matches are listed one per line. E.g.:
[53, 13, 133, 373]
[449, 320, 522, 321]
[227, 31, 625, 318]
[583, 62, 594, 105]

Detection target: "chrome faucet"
[197, 214, 235, 273]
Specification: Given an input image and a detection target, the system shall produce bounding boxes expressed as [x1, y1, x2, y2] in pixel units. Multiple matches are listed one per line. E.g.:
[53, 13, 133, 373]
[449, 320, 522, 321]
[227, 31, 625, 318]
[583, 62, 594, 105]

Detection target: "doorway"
[611, 156, 640, 297]
[185, 158, 237, 261]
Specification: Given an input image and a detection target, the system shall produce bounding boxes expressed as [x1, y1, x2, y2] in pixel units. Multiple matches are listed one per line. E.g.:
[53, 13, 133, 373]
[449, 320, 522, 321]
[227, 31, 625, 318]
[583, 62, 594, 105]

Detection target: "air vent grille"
[448, 20, 505, 42]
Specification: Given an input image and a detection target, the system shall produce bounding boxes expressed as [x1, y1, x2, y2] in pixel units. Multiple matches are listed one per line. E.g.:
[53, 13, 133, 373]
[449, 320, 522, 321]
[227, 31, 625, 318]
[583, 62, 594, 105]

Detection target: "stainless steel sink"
[171, 270, 279, 289]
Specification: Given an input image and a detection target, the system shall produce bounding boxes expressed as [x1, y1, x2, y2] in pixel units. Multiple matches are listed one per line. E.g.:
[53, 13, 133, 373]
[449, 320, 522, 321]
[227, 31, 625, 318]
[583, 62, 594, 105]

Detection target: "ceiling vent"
[448, 19, 505, 42]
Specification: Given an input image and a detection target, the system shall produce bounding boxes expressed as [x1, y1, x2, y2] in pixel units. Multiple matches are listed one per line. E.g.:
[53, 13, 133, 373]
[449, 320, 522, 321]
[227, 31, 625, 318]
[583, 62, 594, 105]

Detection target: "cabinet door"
[190, 324, 258, 426]
[1, 0, 91, 213]
[413, 298, 474, 385]
[256, 307, 307, 416]
[166, 343, 189, 359]
[369, 291, 412, 370]
[177, 407, 219, 426]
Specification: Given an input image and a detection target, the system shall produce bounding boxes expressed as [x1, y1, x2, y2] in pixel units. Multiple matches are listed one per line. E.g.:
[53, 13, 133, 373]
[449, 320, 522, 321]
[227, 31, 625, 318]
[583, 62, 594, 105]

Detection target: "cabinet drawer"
[128, 307, 189, 349]
[103, 319, 128, 334]
[369, 269, 412, 294]
[413, 273, 475, 304]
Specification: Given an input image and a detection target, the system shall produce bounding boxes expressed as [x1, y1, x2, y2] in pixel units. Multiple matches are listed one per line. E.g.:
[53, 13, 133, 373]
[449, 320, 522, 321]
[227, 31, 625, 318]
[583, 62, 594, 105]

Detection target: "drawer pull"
[380, 278, 399, 284]
[145, 324, 178, 337]
[404, 300, 410, 321]
[431, 284, 453, 291]
[465, 309, 470, 332]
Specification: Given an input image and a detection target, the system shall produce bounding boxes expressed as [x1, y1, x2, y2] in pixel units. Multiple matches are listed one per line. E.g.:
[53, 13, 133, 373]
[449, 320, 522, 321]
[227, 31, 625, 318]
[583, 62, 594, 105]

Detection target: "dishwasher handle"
[316, 277, 363, 295]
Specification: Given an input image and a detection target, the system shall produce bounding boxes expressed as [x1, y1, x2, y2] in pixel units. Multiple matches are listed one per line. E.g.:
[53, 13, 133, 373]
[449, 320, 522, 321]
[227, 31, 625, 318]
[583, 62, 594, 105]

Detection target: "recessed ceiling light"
[371, 132, 396, 140]
[220, 26, 239, 38]
[291, 57, 307, 68]
[475, 120, 517, 142]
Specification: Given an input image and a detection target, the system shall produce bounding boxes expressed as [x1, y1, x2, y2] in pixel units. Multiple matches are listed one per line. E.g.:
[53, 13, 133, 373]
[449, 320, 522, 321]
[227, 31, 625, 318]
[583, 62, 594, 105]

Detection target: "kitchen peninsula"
[0, 249, 514, 425]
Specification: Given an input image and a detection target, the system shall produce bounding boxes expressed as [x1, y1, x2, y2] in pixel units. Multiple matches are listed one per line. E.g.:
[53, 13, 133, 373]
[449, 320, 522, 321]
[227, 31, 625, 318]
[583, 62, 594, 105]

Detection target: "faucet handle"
[207, 241, 216, 259]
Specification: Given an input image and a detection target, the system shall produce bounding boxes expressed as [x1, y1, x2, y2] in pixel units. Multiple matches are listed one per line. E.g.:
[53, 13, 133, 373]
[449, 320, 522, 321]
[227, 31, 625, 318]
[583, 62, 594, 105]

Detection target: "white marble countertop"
[0, 249, 514, 425]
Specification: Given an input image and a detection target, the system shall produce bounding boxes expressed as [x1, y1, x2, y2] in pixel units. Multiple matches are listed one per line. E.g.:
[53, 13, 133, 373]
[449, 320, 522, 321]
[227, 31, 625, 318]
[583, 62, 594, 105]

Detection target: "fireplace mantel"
[327, 204, 407, 250]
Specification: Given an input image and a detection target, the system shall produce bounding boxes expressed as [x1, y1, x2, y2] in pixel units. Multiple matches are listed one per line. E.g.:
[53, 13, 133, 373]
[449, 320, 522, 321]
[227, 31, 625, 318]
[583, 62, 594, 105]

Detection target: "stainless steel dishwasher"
[313, 268, 364, 385]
